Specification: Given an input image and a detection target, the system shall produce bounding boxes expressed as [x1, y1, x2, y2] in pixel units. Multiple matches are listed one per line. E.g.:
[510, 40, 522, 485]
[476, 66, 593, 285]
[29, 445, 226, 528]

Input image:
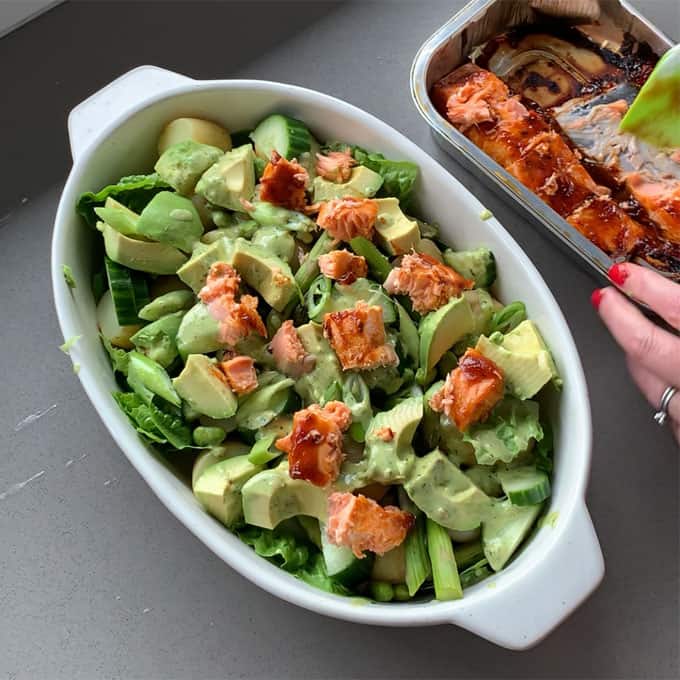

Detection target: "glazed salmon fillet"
[430, 348, 504, 432]
[219, 355, 258, 395]
[326, 492, 415, 558]
[199, 262, 267, 346]
[323, 301, 398, 371]
[383, 251, 473, 313]
[259, 151, 309, 211]
[276, 401, 351, 487]
[566, 196, 647, 257]
[316, 148, 356, 183]
[318, 250, 368, 284]
[432, 64, 653, 262]
[316, 197, 378, 242]
[269, 320, 315, 378]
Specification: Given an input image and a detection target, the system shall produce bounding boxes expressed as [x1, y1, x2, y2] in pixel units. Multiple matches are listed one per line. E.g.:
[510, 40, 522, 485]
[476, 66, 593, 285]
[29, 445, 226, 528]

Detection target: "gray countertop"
[1, 1, 678, 678]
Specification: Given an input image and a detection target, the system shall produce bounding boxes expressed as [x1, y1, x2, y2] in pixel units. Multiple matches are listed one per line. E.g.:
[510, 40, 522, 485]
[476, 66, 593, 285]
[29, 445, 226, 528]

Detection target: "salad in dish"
[74, 112, 560, 602]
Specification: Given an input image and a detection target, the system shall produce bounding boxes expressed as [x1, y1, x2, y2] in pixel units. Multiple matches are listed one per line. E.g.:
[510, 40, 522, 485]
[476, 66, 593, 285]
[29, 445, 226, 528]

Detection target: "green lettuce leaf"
[323, 142, 419, 210]
[534, 420, 554, 474]
[463, 397, 544, 466]
[236, 526, 310, 571]
[113, 392, 166, 443]
[100, 334, 130, 375]
[76, 173, 170, 228]
[236, 526, 351, 595]
[147, 398, 193, 449]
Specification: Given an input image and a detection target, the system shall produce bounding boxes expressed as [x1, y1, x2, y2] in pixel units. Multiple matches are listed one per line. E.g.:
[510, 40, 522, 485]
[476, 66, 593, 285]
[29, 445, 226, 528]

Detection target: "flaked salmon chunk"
[316, 148, 356, 183]
[326, 492, 415, 558]
[318, 250, 368, 284]
[323, 300, 398, 371]
[276, 401, 352, 487]
[384, 251, 473, 313]
[316, 197, 378, 242]
[259, 151, 309, 211]
[430, 348, 504, 432]
[219, 355, 258, 395]
[269, 320, 315, 378]
[199, 262, 266, 347]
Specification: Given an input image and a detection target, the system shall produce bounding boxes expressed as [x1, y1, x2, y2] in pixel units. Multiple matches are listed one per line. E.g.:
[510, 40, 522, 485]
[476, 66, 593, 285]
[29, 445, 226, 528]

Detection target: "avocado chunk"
[371, 543, 406, 584]
[231, 238, 298, 312]
[193, 455, 263, 528]
[463, 397, 543, 466]
[343, 396, 422, 487]
[130, 310, 184, 367]
[241, 463, 329, 529]
[96, 289, 141, 349]
[176, 302, 226, 357]
[374, 198, 420, 255]
[99, 221, 188, 275]
[177, 237, 234, 292]
[158, 117, 232, 155]
[312, 166, 384, 202]
[135, 191, 203, 253]
[173, 354, 238, 419]
[294, 323, 344, 404]
[192, 441, 252, 487]
[482, 499, 542, 571]
[155, 140, 224, 196]
[251, 226, 296, 267]
[419, 295, 475, 375]
[476, 320, 560, 399]
[195, 144, 255, 211]
[403, 449, 492, 531]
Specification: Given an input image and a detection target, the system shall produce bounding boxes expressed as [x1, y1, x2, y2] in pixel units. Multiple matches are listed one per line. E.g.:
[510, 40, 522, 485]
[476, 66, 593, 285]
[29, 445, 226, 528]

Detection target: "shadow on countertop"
[0, 0, 344, 216]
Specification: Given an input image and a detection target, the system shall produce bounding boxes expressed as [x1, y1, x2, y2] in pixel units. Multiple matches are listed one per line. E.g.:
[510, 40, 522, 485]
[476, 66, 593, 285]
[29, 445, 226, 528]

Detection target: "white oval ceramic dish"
[51, 65, 604, 650]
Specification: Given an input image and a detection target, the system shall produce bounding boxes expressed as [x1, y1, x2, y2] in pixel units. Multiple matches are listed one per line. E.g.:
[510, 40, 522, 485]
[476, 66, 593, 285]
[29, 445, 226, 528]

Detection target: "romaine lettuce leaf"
[76, 173, 170, 228]
[534, 421, 554, 474]
[147, 398, 193, 449]
[463, 397, 544, 466]
[113, 392, 166, 443]
[100, 334, 130, 375]
[323, 142, 419, 210]
[236, 526, 350, 595]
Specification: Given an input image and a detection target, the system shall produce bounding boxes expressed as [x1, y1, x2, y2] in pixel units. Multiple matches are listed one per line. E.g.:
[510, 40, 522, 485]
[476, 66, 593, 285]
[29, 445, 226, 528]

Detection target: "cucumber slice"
[250, 114, 312, 160]
[127, 351, 181, 407]
[443, 247, 496, 288]
[482, 499, 542, 571]
[497, 466, 551, 506]
[104, 257, 149, 325]
[321, 525, 373, 586]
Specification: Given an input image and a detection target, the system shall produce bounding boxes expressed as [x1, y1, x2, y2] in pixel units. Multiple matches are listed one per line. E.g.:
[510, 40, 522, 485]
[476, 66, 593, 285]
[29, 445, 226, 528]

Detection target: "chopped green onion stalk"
[426, 518, 463, 601]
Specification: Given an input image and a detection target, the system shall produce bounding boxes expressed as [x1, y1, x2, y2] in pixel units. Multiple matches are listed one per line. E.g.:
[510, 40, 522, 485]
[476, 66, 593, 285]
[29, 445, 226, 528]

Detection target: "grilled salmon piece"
[383, 251, 473, 313]
[316, 197, 378, 242]
[219, 355, 258, 395]
[316, 148, 356, 183]
[430, 348, 504, 432]
[323, 300, 398, 371]
[269, 320, 315, 378]
[199, 262, 267, 346]
[326, 492, 415, 558]
[506, 131, 602, 216]
[259, 151, 309, 211]
[567, 195, 646, 256]
[318, 250, 368, 284]
[626, 175, 680, 245]
[275, 401, 352, 487]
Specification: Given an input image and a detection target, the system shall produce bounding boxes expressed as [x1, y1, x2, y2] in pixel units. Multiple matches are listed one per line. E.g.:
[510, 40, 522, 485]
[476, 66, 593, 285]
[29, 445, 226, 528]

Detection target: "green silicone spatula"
[620, 44, 680, 148]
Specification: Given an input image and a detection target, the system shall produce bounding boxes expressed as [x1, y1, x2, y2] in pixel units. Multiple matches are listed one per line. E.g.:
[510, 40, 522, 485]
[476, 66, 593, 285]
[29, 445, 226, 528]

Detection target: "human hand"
[592, 263, 680, 446]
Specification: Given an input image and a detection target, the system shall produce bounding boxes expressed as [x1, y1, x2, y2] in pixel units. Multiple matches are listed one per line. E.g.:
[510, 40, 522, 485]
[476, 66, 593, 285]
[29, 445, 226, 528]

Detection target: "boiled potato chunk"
[157, 117, 232, 155]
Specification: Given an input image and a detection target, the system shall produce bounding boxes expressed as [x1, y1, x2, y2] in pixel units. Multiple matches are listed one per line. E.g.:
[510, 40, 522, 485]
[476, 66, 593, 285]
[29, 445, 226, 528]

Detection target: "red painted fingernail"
[591, 288, 604, 310]
[608, 263, 628, 286]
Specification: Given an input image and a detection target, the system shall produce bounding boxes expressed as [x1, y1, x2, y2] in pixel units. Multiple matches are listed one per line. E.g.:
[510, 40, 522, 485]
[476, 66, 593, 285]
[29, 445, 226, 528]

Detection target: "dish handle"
[450, 502, 604, 650]
[67, 65, 192, 161]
